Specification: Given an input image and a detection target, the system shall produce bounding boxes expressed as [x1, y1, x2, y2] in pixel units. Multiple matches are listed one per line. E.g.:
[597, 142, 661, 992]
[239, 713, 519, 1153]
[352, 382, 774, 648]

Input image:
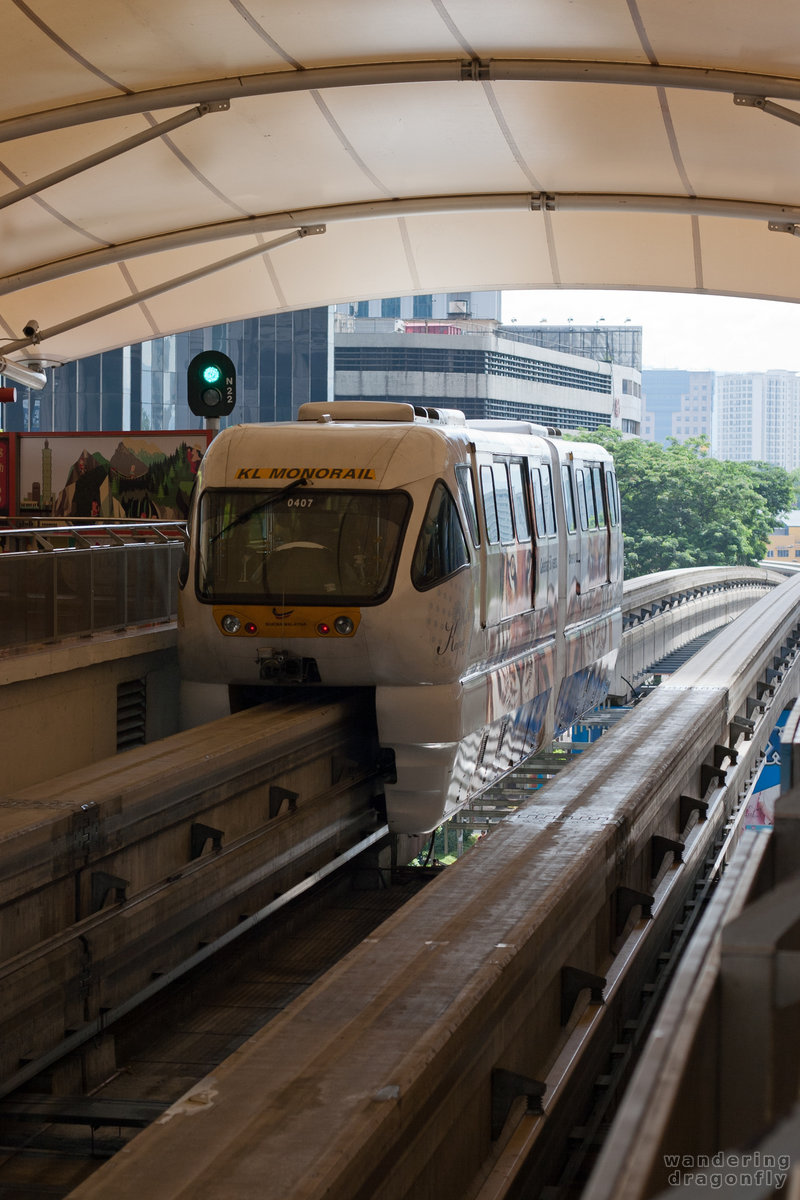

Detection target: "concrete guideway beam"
[63, 575, 800, 1200]
[0, 691, 384, 1096]
[583, 701, 800, 1200]
[614, 565, 785, 701]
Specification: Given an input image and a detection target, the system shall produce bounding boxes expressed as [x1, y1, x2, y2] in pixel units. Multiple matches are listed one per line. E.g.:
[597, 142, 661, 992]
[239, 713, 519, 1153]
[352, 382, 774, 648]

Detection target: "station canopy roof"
[3, 1, 800, 369]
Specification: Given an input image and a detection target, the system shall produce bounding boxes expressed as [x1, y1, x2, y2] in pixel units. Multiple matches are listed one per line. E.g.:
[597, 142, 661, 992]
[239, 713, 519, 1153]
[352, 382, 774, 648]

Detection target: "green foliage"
[410, 825, 482, 866]
[788, 467, 800, 509]
[571, 429, 793, 576]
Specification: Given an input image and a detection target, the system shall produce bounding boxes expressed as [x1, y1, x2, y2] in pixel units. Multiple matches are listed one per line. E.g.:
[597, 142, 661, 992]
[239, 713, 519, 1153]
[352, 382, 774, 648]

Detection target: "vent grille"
[117, 678, 146, 750]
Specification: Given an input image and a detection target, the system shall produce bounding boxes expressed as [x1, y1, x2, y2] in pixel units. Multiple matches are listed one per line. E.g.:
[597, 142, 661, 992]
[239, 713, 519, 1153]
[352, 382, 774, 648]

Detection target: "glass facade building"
[504, 324, 642, 371]
[3, 309, 332, 434]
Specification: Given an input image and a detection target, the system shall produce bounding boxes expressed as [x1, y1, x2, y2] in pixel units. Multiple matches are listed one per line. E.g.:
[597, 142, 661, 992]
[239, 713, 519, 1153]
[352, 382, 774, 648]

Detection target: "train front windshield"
[197, 487, 410, 604]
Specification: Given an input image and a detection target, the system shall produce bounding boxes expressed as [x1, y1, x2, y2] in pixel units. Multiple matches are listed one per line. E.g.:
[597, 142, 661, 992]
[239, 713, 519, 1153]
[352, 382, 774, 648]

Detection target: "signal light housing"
[187, 350, 236, 417]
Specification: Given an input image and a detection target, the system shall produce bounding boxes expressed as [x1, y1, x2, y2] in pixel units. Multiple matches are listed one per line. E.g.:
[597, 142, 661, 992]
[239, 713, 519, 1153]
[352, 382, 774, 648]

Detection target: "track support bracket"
[190, 822, 224, 859]
[491, 1068, 546, 1139]
[614, 886, 654, 938]
[269, 786, 299, 818]
[651, 835, 685, 879]
[560, 965, 606, 1026]
[91, 871, 128, 913]
[680, 794, 708, 829]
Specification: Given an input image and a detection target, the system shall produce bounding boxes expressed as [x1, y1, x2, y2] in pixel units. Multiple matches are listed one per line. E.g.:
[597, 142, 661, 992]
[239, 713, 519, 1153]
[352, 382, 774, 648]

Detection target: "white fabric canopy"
[3, 0, 800, 365]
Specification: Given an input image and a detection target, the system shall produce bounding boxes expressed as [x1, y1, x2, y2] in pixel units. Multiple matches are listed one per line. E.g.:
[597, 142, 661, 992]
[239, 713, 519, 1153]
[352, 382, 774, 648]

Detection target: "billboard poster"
[744, 708, 789, 828]
[16, 431, 210, 520]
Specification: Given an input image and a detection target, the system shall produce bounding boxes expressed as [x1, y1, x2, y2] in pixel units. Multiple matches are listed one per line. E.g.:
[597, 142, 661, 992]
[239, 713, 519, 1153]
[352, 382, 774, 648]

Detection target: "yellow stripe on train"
[212, 605, 361, 638]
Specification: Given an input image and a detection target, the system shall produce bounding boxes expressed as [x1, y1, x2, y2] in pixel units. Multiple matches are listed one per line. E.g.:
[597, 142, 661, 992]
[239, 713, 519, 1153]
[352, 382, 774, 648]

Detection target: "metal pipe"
[2, 58, 800, 145]
[0, 103, 228, 212]
[3, 191, 800, 301]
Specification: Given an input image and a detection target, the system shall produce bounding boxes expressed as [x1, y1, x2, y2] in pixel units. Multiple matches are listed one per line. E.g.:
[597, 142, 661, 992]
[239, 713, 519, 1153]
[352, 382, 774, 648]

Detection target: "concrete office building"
[335, 301, 642, 434]
[764, 510, 800, 563]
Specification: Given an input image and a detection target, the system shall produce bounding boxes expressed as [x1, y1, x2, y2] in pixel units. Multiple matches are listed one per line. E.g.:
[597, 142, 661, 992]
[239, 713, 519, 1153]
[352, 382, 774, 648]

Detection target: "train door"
[559, 458, 581, 618]
[591, 463, 612, 584]
[477, 457, 531, 627]
[572, 458, 616, 592]
[528, 458, 558, 632]
[604, 463, 623, 586]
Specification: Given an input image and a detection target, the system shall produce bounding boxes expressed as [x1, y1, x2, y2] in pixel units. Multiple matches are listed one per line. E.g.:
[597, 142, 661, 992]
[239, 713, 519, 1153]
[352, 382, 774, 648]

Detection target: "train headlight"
[334, 615, 355, 636]
[221, 614, 241, 634]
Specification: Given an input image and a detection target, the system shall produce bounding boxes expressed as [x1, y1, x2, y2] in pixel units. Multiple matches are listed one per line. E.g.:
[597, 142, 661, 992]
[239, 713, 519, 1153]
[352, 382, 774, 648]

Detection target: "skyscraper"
[712, 370, 800, 469]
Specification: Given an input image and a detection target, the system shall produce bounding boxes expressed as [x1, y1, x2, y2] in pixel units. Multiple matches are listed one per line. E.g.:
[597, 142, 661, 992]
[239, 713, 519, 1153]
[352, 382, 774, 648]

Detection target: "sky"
[500, 290, 800, 375]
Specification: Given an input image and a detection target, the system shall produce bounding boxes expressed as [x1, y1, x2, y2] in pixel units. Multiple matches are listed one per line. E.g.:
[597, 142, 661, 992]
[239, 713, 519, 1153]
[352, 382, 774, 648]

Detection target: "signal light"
[187, 350, 236, 417]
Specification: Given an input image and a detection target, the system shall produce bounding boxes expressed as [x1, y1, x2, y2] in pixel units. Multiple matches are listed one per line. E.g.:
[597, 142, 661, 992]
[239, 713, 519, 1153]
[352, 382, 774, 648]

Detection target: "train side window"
[530, 468, 546, 537]
[509, 461, 530, 541]
[561, 465, 577, 533]
[606, 469, 619, 526]
[492, 463, 515, 544]
[575, 468, 589, 530]
[541, 464, 557, 535]
[411, 481, 470, 590]
[591, 466, 607, 528]
[586, 471, 598, 529]
[455, 464, 480, 546]
[480, 465, 500, 543]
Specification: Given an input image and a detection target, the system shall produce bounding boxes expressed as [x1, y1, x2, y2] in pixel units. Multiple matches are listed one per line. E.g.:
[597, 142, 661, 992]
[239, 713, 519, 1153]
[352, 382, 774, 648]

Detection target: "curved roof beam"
[3, 58, 800, 143]
[3, 191, 800, 299]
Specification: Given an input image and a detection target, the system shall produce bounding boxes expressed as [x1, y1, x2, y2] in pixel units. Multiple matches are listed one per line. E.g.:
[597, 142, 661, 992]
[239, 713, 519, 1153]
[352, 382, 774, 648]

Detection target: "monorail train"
[178, 401, 623, 833]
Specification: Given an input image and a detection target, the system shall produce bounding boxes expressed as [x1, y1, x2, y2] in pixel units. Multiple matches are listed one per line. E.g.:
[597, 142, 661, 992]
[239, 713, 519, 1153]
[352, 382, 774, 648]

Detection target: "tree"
[787, 467, 800, 509]
[571, 430, 792, 576]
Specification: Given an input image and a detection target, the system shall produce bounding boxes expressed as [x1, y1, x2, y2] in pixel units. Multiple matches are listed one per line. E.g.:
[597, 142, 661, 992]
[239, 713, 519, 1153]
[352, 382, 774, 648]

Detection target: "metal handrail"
[0, 523, 187, 650]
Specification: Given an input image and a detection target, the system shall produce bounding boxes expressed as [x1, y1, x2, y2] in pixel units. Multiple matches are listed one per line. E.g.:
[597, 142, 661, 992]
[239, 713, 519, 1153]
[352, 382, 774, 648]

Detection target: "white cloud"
[501, 290, 800, 374]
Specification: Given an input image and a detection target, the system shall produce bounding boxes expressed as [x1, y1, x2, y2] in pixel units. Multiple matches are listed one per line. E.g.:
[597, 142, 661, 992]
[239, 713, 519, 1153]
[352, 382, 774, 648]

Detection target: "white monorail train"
[178, 401, 623, 833]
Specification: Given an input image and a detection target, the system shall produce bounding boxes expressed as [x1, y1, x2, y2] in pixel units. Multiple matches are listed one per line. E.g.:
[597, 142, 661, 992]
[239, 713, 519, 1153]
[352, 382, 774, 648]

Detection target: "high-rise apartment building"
[712, 370, 800, 469]
[641, 370, 714, 445]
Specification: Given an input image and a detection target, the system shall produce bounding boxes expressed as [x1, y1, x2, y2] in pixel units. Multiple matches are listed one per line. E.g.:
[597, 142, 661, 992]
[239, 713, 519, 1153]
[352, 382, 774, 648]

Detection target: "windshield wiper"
[209, 477, 309, 545]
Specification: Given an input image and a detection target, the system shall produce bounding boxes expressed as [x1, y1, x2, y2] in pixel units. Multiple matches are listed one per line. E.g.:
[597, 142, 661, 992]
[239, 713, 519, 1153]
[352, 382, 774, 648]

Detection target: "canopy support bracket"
[734, 93, 800, 129]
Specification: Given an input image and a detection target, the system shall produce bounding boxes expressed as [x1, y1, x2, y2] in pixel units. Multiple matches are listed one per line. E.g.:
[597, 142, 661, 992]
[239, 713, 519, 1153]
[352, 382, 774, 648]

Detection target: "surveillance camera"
[23, 319, 40, 339]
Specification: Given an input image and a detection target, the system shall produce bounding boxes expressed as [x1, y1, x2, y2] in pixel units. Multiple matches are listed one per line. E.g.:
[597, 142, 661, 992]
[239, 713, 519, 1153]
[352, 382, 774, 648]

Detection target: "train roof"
[297, 401, 558, 439]
[200, 408, 614, 488]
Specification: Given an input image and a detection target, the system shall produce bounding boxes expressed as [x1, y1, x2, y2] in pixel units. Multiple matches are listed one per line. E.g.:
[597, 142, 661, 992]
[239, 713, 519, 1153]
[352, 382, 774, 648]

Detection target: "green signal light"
[201, 363, 223, 385]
